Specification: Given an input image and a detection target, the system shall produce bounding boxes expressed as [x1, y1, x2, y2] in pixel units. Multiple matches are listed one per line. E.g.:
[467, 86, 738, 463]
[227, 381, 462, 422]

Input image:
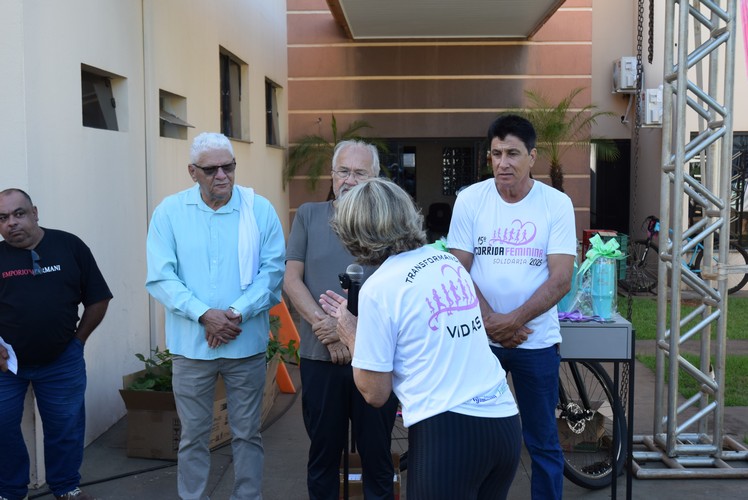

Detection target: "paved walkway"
[23, 358, 748, 500]
[22, 292, 748, 499]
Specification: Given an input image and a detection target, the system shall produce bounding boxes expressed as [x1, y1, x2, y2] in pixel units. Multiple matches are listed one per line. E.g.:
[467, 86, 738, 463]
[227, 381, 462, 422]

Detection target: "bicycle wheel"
[619, 240, 659, 293]
[693, 241, 748, 294]
[557, 361, 627, 490]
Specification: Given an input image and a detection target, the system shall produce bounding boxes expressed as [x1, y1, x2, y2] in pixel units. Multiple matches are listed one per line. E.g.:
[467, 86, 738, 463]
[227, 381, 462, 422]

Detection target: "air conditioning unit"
[613, 57, 637, 93]
[642, 86, 663, 127]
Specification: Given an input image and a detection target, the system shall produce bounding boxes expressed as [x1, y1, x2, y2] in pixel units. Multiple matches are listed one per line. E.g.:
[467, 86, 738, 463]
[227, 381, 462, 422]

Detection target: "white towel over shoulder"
[237, 186, 260, 290]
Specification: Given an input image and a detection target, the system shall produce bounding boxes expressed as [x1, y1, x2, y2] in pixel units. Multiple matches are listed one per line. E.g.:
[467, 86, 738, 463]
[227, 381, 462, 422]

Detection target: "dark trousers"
[300, 358, 398, 500]
[408, 411, 522, 500]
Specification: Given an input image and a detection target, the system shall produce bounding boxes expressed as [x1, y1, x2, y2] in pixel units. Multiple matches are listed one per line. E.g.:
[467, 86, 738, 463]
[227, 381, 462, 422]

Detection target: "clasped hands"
[314, 290, 357, 364]
[200, 308, 242, 348]
[0, 345, 8, 373]
[483, 311, 532, 349]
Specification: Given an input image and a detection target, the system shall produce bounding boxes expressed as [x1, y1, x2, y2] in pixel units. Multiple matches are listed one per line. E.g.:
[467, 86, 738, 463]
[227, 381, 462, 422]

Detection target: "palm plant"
[284, 114, 387, 191]
[521, 88, 619, 192]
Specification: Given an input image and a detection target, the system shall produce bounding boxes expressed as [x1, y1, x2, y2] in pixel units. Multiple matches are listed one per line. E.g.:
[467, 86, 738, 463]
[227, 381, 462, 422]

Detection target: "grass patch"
[620, 295, 748, 341]
[636, 353, 748, 406]
[625, 295, 748, 407]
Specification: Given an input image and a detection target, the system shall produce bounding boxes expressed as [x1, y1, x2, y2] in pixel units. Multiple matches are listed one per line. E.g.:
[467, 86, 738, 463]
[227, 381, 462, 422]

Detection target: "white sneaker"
[55, 488, 95, 500]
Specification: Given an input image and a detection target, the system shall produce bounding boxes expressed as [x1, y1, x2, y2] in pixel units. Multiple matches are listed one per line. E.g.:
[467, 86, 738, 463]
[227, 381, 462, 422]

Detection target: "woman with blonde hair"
[320, 178, 521, 500]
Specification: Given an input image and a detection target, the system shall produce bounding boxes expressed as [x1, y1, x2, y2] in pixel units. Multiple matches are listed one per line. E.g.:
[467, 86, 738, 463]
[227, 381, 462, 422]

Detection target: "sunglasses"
[191, 161, 237, 176]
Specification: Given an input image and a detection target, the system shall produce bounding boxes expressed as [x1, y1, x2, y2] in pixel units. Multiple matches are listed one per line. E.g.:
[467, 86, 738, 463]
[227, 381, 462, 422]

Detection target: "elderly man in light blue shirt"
[146, 132, 285, 500]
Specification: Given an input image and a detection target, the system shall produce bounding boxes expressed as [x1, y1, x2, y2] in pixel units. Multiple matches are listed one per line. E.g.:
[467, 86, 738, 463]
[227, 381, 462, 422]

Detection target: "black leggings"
[407, 411, 522, 500]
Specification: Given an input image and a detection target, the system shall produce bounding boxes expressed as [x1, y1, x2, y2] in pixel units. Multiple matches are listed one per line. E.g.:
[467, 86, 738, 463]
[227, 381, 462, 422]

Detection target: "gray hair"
[190, 132, 234, 164]
[332, 140, 381, 177]
[332, 178, 426, 266]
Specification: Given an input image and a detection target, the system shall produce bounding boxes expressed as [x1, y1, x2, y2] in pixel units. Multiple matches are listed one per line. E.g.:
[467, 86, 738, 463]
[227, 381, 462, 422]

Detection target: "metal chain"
[626, 0, 645, 325]
[621, 0, 647, 414]
[648, 0, 654, 64]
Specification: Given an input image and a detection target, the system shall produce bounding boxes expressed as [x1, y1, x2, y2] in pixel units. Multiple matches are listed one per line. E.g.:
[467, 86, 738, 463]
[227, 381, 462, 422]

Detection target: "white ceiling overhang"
[326, 0, 565, 40]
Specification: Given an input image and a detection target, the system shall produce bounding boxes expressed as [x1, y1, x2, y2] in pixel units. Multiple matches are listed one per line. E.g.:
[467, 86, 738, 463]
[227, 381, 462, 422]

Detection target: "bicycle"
[391, 360, 627, 490]
[557, 360, 627, 489]
[620, 215, 748, 294]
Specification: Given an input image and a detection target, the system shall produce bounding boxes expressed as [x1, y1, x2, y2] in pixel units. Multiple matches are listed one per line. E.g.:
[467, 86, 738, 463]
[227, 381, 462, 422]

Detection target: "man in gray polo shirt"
[284, 140, 398, 500]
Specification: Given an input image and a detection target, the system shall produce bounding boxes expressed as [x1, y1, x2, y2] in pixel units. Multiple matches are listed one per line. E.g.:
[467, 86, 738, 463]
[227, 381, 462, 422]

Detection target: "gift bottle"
[591, 257, 616, 320]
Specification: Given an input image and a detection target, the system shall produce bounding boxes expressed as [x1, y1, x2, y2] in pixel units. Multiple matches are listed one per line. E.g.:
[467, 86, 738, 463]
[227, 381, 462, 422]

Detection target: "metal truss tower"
[632, 0, 748, 478]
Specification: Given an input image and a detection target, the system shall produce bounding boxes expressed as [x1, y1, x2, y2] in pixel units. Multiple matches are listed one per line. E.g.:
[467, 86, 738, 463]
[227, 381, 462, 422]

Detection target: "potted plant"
[120, 315, 298, 458]
[126, 316, 299, 391]
[284, 114, 388, 193]
[267, 314, 299, 364]
[520, 88, 619, 193]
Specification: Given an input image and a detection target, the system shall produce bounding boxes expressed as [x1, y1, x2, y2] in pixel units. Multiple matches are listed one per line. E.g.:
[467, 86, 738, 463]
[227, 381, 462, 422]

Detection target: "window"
[442, 147, 474, 195]
[159, 89, 193, 140]
[81, 66, 119, 131]
[265, 79, 280, 146]
[219, 48, 248, 140]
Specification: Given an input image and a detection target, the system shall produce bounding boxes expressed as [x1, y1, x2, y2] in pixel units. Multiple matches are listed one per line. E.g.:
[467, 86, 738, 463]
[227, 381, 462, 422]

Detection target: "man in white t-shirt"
[448, 114, 576, 500]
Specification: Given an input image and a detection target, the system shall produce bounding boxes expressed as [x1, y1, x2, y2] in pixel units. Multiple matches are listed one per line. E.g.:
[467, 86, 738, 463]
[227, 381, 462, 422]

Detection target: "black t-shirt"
[0, 228, 113, 366]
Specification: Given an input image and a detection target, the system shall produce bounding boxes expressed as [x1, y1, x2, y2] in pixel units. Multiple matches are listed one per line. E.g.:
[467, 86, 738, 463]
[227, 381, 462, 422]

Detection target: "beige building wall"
[592, 0, 665, 238]
[0, 0, 287, 488]
[593, 0, 748, 238]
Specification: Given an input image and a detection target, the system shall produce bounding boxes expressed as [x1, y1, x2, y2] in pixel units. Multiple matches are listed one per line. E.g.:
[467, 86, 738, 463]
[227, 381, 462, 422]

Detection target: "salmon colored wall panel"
[532, 11, 592, 41]
[575, 210, 590, 239]
[533, 149, 592, 177]
[287, 0, 329, 10]
[289, 111, 498, 141]
[288, 45, 591, 78]
[288, 177, 332, 209]
[288, 13, 347, 45]
[562, 176, 592, 206]
[287, 78, 592, 111]
[563, 0, 592, 7]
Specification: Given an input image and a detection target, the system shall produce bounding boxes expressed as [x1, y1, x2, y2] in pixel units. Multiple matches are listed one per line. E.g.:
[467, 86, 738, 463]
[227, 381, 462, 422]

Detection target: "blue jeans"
[0, 338, 87, 500]
[172, 353, 266, 500]
[491, 345, 563, 500]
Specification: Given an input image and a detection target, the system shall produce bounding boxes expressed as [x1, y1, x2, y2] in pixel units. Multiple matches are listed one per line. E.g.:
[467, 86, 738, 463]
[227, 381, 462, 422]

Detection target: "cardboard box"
[261, 356, 280, 424]
[557, 411, 607, 453]
[119, 370, 230, 460]
[339, 452, 401, 500]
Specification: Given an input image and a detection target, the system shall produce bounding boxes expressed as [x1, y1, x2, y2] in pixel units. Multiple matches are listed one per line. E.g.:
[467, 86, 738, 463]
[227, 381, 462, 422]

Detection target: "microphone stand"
[339, 264, 362, 499]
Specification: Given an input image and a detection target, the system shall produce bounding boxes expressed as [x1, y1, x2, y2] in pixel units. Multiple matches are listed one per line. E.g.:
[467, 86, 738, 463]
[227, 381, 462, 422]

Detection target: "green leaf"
[516, 87, 619, 192]
[284, 114, 387, 191]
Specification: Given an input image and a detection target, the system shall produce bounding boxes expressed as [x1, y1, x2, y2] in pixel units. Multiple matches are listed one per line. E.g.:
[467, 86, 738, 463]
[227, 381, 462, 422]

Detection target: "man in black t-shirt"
[0, 188, 112, 500]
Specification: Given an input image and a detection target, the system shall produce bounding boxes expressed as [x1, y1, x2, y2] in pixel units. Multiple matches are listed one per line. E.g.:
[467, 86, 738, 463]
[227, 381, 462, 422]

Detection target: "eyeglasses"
[191, 160, 237, 176]
[332, 168, 371, 181]
[31, 249, 41, 276]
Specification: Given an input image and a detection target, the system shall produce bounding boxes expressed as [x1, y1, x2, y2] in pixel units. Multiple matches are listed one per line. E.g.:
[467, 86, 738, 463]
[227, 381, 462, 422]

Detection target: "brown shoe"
[55, 488, 95, 500]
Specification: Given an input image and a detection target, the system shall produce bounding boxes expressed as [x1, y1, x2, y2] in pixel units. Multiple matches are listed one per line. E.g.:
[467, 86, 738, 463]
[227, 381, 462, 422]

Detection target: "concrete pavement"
[24, 355, 748, 500]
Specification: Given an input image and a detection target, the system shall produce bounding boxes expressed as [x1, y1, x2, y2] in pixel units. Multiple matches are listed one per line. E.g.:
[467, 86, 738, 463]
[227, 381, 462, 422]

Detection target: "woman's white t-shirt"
[352, 245, 518, 427]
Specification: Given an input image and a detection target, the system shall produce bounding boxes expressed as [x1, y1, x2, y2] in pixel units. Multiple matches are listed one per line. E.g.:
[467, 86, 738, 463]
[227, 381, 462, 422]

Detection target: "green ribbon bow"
[429, 237, 449, 253]
[578, 234, 625, 275]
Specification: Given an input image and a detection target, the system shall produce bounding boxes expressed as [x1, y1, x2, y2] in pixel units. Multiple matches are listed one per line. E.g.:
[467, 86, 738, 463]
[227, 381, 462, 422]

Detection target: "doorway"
[590, 139, 631, 234]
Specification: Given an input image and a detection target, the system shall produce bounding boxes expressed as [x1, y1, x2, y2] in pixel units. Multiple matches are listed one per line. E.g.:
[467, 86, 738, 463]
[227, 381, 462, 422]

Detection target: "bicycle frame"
[644, 216, 702, 272]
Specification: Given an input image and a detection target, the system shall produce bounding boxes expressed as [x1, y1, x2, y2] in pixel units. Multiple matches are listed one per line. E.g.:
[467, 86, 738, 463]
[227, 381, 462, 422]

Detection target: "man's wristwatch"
[229, 307, 242, 322]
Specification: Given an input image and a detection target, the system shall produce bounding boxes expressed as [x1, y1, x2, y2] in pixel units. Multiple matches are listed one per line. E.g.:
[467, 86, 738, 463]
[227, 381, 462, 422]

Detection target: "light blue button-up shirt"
[146, 185, 285, 360]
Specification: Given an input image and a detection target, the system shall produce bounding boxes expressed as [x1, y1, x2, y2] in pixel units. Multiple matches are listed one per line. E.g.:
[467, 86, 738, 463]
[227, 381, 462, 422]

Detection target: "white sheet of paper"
[0, 336, 19, 374]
